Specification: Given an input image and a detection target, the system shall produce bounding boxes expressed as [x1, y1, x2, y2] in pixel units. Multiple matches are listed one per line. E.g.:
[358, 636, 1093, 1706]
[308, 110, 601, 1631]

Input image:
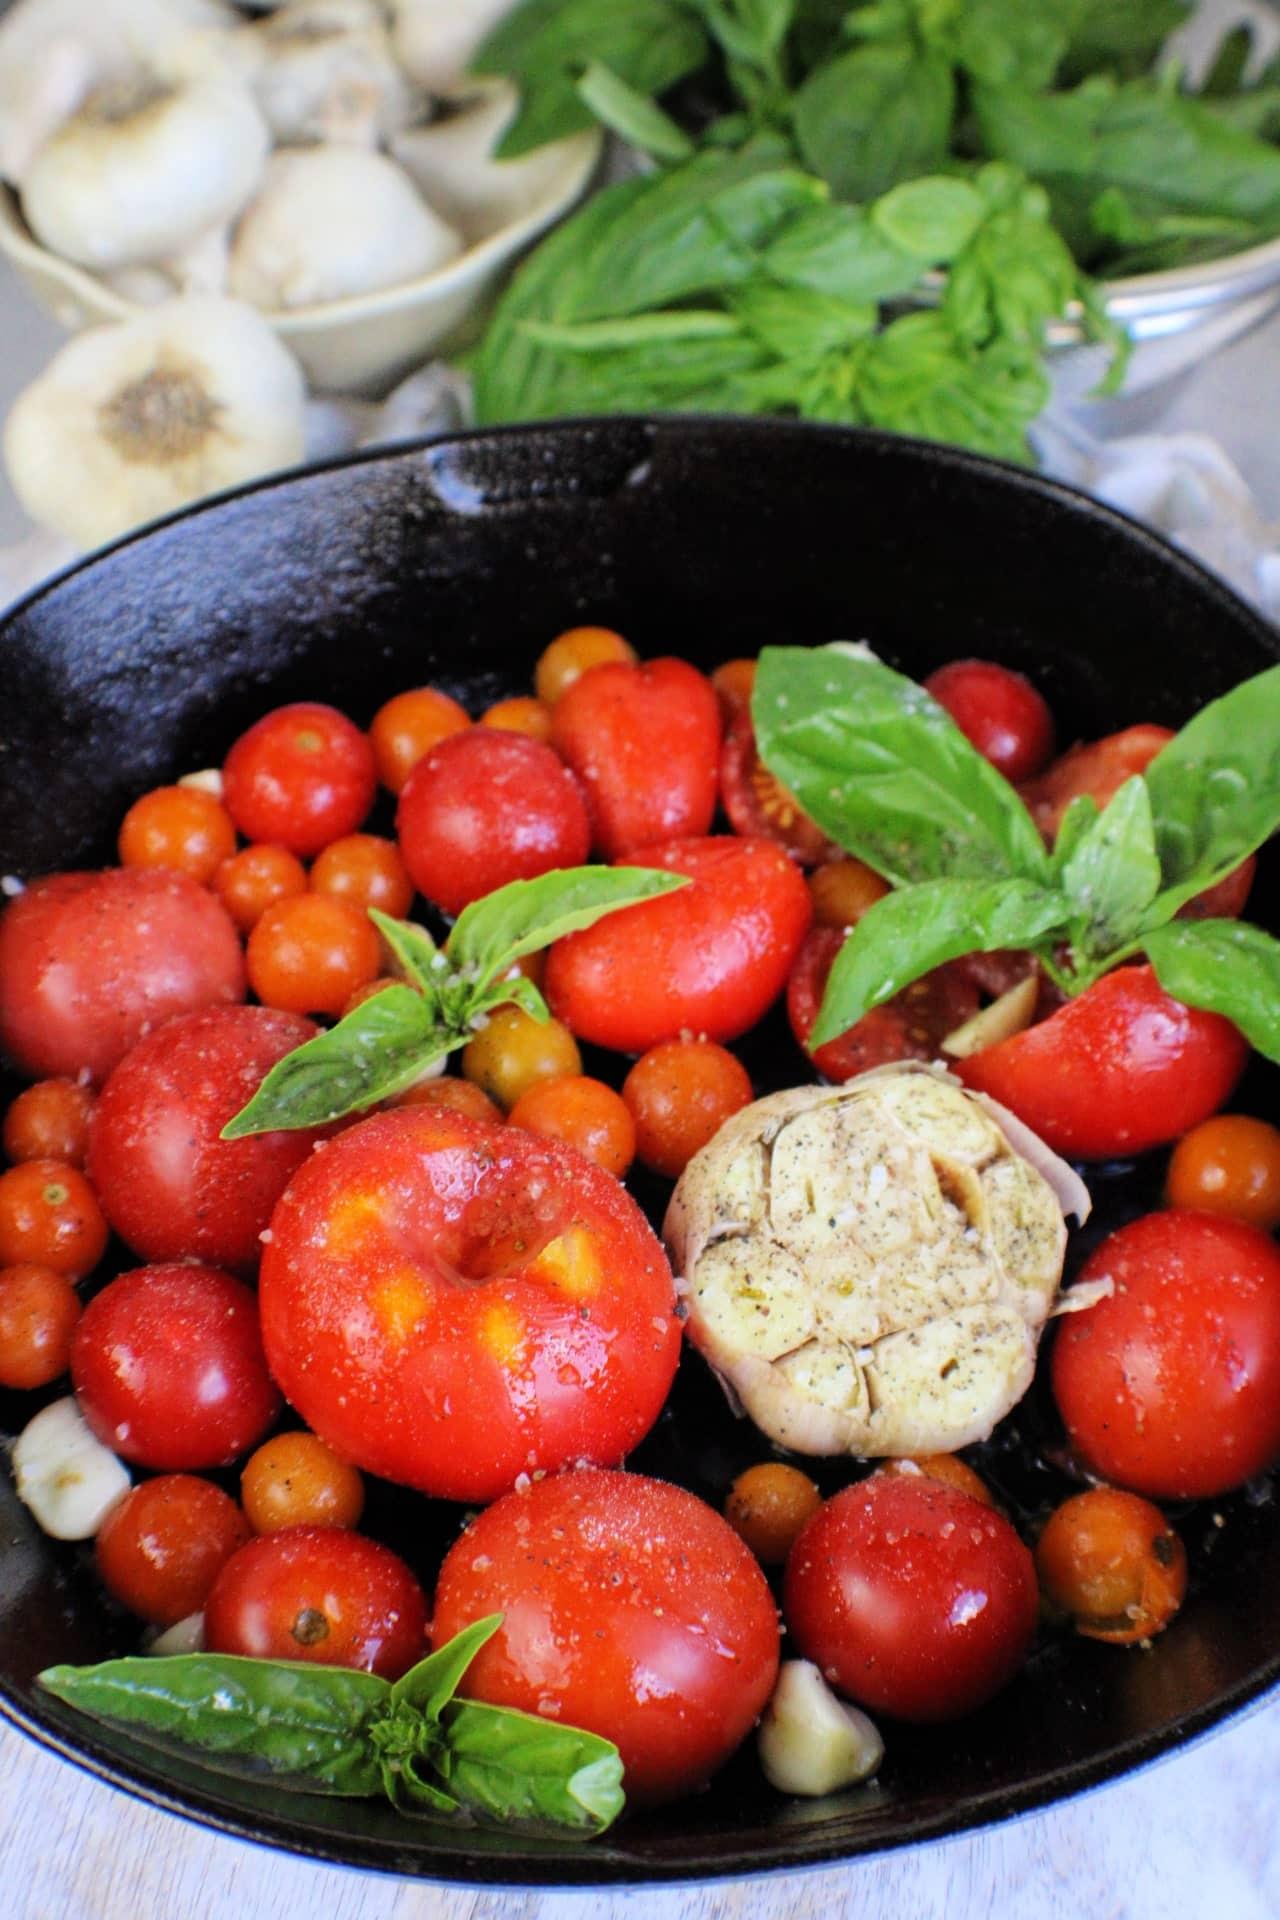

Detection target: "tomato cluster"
[0, 629, 1277, 1812]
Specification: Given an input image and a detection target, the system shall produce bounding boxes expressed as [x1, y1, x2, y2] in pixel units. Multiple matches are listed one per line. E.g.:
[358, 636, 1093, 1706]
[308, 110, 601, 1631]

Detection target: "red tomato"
[923, 658, 1055, 783]
[96, 1475, 251, 1627]
[784, 1474, 1038, 1722]
[222, 701, 376, 857]
[72, 1263, 281, 1470]
[787, 925, 979, 1081]
[259, 1107, 681, 1503]
[550, 657, 721, 859]
[397, 729, 590, 916]
[204, 1526, 428, 1679]
[0, 868, 245, 1085]
[1051, 1210, 1280, 1499]
[719, 709, 834, 865]
[545, 836, 812, 1055]
[1019, 724, 1173, 839]
[88, 1005, 324, 1272]
[430, 1468, 780, 1803]
[958, 964, 1247, 1160]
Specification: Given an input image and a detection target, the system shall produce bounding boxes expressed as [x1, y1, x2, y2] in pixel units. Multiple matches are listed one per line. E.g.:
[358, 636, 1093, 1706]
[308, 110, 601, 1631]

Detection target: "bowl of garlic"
[0, 0, 601, 397]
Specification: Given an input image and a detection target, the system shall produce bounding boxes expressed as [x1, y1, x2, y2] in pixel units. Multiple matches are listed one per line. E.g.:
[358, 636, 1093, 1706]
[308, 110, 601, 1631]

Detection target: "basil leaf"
[726, 281, 876, 359]
[577, 59, 695, 160]
[762, 204, 922, 304]
[1143, 919, 1280, 1063]
[793, 41, 955, 203]
[1058, 774, 1161, 957]
[221, 986, 451, 1138]
[754, 645, 1052, 886]
[390, 1617, 504, 1722]
[368, 909, 441, 992]
[1051, 792, 1101, 873]
[40, 1656, 388, 1795]
[382, 1758, 461, 1817]
[950, 0, 1074, 91]
[482, 972, 552, 1024]
[809, 877, 1068, 1046]
[446, 866, 689, 982]
[870, 177, 986, 261]
[440, 1700, 625, 1837]
[1141, 664, 1280, 917]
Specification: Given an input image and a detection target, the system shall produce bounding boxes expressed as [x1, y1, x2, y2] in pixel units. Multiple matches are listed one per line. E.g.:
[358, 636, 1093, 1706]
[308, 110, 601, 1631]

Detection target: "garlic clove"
[146, 1611, 207, 1655]
[758, 1660, 885, 1797]
[12, 1396, 131, 1540]
[391, 80, 580, 244]
[3, 293, 308, 551]
[389, 0, 517, 98]
[232, 0, 420, 150]
[228, 146, 462, 312]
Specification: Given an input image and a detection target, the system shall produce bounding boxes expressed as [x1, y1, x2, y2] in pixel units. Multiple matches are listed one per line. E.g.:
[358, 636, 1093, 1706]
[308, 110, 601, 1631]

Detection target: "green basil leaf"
[870, 177, 986, 261]
[1058, 774, 1161, 957]
[793, 41, 955, 203]
[520, 312, 745, 352]
[440, 1700, 625, 1837]
[1141, 664, 1280, 917]
[950, 0, 1074, 91]
[221, 986, 452, 1138]
[446, 866, 689, 983]
[367, 909, 441, 992]
[1051, 792, 1101, 872]
[809, 877, 1068, 1046]
[1143, 919, 1280, 1063]
[40, 1655, 388, 1795]
[761, 203, 922, 304]
[485, 973, 552, 1024]
[382, 1758, 461, 1816]
[576, 59, 695, 159]
[390, 1617, 504, 1722]
[726, 280, 876, 358]
[1199, 24, 1253, 99]
[754, 645, 1052, 886]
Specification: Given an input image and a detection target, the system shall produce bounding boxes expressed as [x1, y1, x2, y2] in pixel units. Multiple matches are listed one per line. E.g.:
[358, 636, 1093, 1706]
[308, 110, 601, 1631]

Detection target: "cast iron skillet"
[0, 417, 1277, 1886]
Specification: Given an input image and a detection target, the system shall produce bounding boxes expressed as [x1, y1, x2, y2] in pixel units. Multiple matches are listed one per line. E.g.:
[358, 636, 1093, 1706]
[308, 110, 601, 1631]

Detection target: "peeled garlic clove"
[233, 0, 418, 149]
[228, 146, 462, 311]
[391, 80, 577, 242]
[147, 1611, 206, 1655]
[758, 1661, 884, 1797]
[13, 1396, 131, 1540]
[3, 293, 307, 551]
[389, 0, 516, 97]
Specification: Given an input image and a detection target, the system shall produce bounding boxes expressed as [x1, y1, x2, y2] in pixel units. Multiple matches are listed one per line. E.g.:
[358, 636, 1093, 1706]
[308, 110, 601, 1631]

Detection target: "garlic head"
[389, 0, 517, 97]
[391, 80, 578, 243]
[234, 0, 418, 148]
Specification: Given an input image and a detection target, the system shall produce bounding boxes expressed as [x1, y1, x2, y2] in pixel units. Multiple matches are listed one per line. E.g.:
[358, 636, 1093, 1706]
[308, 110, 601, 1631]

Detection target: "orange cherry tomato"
[724, 1462, 822, 1564]
[882, 1454, 995, 1507]
[623, 1038, 754, 1179]
[0, 1263, 82, 1388]
[480, 696, 553, 743]
[807, 857, 891, 930]
[369, 686, 470, 794]
[0, 1159, 108, 1278]
[213, 843, 309, 933]
[247, 894, 381, 1018]
[310, 833, 414, 919]
[1035, 1488, 1187, 1645]
[461, 1005, 582, 1112]
[390, 1075, 504, 1124]
[118, 784, 238, 885]
[710, 657, 756, 720]
[534, 626, 637, 706]
[96, 1476, 252, 1627]
[508, 1074, 636, 1178]
[3, 1078, 95, 1168]
[241, 1431, 365, 1534]
[1165, 1114, 1280, 1232]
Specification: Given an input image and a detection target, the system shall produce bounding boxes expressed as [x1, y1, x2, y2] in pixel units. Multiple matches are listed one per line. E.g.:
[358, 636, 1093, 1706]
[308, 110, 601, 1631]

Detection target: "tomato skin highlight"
[958, 965, 1248, 1160]
[88, 1005, 324, 1273]
[0, 868, 245, 1085]
[259, 1107, 681, 1503]
[550, 657, 721, 860]
[784, 1474, 1038, 1722]
[431, 1468, 781, 1802]
[546, 836, 812, 1055]
[1051, 1210, 1280, 1500]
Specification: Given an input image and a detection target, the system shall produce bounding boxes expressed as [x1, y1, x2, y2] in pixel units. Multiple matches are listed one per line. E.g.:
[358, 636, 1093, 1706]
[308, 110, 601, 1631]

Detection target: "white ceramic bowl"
[0, 127, 601, 398]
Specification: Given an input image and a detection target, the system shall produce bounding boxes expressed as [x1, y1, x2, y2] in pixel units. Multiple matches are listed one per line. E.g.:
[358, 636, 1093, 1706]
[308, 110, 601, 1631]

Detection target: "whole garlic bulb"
[3, 295, 308, 551]
[20, 45, 269, 273]
[388, 0, 516, 96]
[228, 146, 462, 311]
[233, 0, 418, 148]
[392, 80, 573, 242]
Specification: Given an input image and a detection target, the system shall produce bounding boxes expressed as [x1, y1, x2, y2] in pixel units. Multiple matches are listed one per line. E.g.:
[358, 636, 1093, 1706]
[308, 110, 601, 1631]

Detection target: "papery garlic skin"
[229, 146, 462, 311]
[391, 79, 575, 242]
[234, 0, 418, 149]
[3, 294, 307, 551]
[20, 49, 269, 273]
[388, 0, 516, 97]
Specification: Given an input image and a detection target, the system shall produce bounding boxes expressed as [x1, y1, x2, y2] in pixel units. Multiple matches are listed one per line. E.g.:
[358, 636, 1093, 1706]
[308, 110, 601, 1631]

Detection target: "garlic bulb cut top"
[3, 295, 307, 551]
[234, 0, 419, 149]
[20, 50, 269, 272]
[228, 146, 462, 311]
[389, 0, 517, 97]
[391, 81, 577, 244]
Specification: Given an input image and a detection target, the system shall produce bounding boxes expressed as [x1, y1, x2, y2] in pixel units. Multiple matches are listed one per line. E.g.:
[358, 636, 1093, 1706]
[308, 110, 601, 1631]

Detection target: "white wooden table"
[3, 261, 1280, 1920]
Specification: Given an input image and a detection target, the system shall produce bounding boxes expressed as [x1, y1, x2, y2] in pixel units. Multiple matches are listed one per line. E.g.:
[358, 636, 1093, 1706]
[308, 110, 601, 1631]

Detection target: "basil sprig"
[39, 1616, 624, 1838]
[755, 645, 1280, 1057]
[222, 866, 688, 1137]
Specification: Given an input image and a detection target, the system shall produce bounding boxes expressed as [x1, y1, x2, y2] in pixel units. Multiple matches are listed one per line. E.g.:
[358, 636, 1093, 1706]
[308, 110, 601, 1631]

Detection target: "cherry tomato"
[389, 1074, 504, 1125]
[310, 833, 414, 919]
[397, 729, 590, 917]
[534, 626, 636, 706]
[431, 1468, 780, 1802]
[784, 1474, 1038, 1722]
[259, 1107, 681, 1502]
[724, 1462, 822, 1565]
[882, 1454, 995, 1507]
[1051, 1210, 1280, 1499]
[622, 1039, 754, 1179]
[480, 695, 553, 743]
[72, 1262, 281, 1470]
[240, 1431, 365, 1534]
[369, 686, 471, 794]
[0, 1263, 81, 1389]
[118, 785, 238, 885]
[87, 1005, 324, 1272]
[546, 836, 812, 1055]
[96, 1476, 251, 1627]
[3, 1078, 94, 1168]
[222, 702, 376, 857]
[0, 1159, 107, 1277]
[807, 857, 890, 931]
[204, 1526, 428, 1679]
[461, 1005, 582, 1112]
[923, 658, 1055, 783]
[1035, 1489, 1186, 1645]
[1177, 853, 1256, 920]
[719, 708, 834, 865]
[213, 843, 308, 933]
[787, 926, 979, 1082]
[958, 965, 1248, 1160]
[710, 657, 756, 720]
[247, 892, 382, 1017]
[0, 868, 245, 1084]
[1019, 724, 1174, 839]
[1165, 1113, 1280, 1231]
[508, 1074, 636, 1178]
